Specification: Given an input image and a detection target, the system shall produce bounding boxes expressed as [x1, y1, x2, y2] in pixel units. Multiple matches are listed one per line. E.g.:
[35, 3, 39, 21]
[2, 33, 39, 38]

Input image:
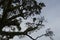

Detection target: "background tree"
[0, 0, 54, 40]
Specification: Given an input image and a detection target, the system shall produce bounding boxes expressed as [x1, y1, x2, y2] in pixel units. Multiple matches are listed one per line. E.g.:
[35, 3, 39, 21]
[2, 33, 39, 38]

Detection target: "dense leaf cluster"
[0, 0, 47, 40]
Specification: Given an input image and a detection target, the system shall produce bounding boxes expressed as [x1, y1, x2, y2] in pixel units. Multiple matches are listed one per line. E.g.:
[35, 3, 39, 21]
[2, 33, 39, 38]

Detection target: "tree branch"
[8, 13, 24, 21]
[0, 31, 25, 35]
[35, 34, 44, 40]
[8, 5, 23, 20]
[24, 27, 38, 33]
[26, 34, 44, 40]
[0, 26, 38, 37]
[26, 34, 36, 40]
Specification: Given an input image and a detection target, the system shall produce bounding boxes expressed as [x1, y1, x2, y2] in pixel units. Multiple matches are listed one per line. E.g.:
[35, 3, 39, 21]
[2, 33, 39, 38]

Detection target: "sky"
[0, 0, 60, 40]
[11, 0, 60, 40]
[39, 0, 60, 40]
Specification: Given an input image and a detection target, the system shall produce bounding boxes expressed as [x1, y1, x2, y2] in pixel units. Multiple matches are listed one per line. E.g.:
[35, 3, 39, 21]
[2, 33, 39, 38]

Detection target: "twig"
[26, 34, 36, 40]
[35, 34, 44, 40]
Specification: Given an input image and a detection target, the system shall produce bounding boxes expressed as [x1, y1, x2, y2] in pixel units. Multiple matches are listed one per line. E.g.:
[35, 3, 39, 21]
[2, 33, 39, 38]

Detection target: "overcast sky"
[9, 0, 60, 40]
[40, 0, 60, 40]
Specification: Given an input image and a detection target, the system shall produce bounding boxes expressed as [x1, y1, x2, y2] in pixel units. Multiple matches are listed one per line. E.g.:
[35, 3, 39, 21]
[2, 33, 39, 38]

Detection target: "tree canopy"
[0, 0, 54, 40]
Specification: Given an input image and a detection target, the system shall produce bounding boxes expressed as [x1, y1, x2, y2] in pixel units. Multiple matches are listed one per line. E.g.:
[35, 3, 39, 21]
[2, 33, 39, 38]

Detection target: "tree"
[0, 0, 54, 40]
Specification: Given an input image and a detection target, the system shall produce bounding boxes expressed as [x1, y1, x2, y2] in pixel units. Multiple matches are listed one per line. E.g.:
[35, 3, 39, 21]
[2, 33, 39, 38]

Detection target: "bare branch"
[24, 27, 38, 33]
[26, 34, 35, 40]
[35, 34, 44, 40]
[0, 31, 25, 35]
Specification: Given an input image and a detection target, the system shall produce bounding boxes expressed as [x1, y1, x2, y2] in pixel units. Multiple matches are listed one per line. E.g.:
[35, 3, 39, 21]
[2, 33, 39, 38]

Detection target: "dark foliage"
[0, 0, 54, 40]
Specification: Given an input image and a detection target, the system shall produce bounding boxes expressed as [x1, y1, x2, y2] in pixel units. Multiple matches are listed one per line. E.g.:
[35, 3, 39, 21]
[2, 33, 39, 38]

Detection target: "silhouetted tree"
[0, 0, 54, 40]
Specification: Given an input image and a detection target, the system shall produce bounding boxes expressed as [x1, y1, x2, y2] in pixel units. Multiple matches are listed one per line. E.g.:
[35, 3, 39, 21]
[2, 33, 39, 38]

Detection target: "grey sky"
[10, 0, 60, 40]
[40, 0, 60, 40]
